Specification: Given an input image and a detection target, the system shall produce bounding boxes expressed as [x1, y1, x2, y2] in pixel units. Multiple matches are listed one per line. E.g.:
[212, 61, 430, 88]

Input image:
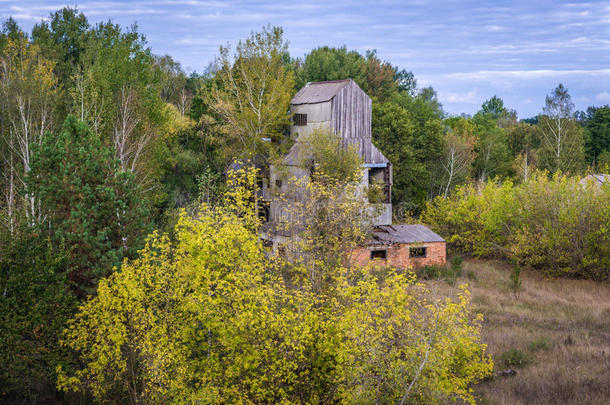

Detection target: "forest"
[0, 7, 609, 404]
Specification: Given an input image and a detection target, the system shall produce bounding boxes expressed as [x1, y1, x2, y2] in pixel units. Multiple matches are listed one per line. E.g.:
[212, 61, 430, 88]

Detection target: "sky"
[2, 0, 610, 118]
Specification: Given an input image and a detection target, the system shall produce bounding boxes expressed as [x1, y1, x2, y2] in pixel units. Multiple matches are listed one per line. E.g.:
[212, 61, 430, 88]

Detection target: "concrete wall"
[290, 102, 332, 139]
[351, 242, 446, 269]
[266, 164, 310, 224]
[368, 203, 392, 226]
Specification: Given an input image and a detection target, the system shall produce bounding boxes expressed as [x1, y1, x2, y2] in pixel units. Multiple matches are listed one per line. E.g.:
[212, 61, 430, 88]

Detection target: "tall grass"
[424, 259, 610, 405]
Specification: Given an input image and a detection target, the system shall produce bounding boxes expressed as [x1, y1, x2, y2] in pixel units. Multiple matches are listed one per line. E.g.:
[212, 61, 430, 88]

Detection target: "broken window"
[370, 249, 387, 259]
[275, 179, 282, 188]
[258, 200, 269, 222]
[368, 167, 391, 203]
[293, 113, 307, 126]
[409, 247, 427, 258]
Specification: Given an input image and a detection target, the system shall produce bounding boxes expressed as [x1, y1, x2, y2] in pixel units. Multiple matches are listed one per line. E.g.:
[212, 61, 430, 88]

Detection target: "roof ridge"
[306, 79, 352, 85]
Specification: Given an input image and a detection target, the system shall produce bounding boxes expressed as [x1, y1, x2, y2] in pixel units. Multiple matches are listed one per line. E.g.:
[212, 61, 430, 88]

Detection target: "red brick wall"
[351, 242, 446, 269]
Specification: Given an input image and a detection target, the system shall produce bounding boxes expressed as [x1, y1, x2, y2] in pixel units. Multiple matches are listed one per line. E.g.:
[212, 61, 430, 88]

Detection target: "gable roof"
[291, 79, 352, 105]
[370, 224, 445, 245]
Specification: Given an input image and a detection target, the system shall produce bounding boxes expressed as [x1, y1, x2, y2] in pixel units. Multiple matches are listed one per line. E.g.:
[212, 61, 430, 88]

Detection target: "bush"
[422, 173, 610, 280]
[528, 337, 552, 352]
[500, 348, 531, 368]
[417, 263, 461, 285]
[0, 227, 77, 402]
[451, 256, 464, 276]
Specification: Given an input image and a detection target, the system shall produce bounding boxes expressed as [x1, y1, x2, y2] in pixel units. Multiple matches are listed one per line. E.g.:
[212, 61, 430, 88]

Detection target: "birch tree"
[68, 22, 164, 187]
[0, 34, 57, 225]
[538, 84, 585, 173]
[441, 133, 476, 197]
[433, 117, 476, 198]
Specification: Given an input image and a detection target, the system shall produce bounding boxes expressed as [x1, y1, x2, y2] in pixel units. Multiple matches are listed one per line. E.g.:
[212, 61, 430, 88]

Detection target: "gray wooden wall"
[331, 80, 372, 140]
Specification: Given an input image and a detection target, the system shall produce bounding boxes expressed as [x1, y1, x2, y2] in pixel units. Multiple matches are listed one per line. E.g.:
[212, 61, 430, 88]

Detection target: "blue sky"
[2, 0, 610, 117]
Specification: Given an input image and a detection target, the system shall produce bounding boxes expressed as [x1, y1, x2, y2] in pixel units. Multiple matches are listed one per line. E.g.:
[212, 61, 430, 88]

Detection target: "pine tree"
[27, 115, 151, 292]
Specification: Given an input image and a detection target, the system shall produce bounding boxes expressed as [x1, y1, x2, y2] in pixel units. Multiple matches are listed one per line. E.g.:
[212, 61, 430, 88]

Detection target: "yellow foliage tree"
[58, 168, 493, 404]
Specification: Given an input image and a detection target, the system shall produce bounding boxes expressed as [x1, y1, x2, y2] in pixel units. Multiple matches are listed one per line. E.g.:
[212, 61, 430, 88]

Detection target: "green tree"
[74, 21, 165, 184]
[471, 113, 513, 181]
[0, 226, 77, 403]
[0, 32, 58, 226]
[295, 46, 404, 101]
[373, 90, 445, 213]
[506, 122, 541, 182]
[584, 106, 610, 165]
[479, 95, 507, 120]
[432, 117, 477, 198]
[210, 25, 294, 166]
[372, 102, 421, 209]
[154, 54, 189, 111]
[294, 46, 366, 90]
[297, 128, 363, 184]
[28, 115, 151, 292]
[31, 7, 90, 98]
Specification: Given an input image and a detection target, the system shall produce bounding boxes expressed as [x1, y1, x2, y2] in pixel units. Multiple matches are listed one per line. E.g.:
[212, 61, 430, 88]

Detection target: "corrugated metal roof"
[370, 224, 445, 245]
[291, 79, 351, 105]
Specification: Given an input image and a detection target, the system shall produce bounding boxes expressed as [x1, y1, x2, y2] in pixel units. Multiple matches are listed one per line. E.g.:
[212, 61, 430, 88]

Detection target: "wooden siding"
[332, 80, 372, 140]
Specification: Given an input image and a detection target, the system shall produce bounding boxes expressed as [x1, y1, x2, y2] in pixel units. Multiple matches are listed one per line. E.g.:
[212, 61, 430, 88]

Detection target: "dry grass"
[425, 259, 610, 405]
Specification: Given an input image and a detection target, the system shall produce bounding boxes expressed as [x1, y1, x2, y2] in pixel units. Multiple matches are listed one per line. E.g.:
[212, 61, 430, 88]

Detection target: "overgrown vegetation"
[57, 170, 493, 404]
[422, 173, 610, 280]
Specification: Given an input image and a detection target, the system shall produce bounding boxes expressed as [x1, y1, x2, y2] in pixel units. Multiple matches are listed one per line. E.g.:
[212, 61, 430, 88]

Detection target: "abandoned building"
[351, 224, 446, 268]
[261, 79, 446, 269]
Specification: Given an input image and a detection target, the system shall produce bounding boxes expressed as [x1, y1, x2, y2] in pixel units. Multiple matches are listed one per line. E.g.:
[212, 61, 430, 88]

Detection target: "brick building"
[352, 225, 446, 269]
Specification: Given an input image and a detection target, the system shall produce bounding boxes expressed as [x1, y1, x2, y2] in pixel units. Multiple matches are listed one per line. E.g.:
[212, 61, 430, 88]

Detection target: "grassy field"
[424, 259, 610, 405]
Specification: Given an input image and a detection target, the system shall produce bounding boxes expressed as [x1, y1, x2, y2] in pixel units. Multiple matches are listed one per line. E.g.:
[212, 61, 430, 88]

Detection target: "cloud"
[442, 89, 479, 104]
[441, 69, 610, 81]
[596, 91, 610, 102]
[484, 25, 502, 31]
[2, 0, 609, 118]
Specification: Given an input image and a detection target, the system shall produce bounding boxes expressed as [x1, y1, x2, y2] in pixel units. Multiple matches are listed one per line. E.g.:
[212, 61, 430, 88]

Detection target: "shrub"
[528, 337, 552, 352]
[417, 264, 460, 285]
[500, 348, 531, 368]
[509, 258, 522, 294]
[451, 256, 464, 276]
[422, 173, 610, 280]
